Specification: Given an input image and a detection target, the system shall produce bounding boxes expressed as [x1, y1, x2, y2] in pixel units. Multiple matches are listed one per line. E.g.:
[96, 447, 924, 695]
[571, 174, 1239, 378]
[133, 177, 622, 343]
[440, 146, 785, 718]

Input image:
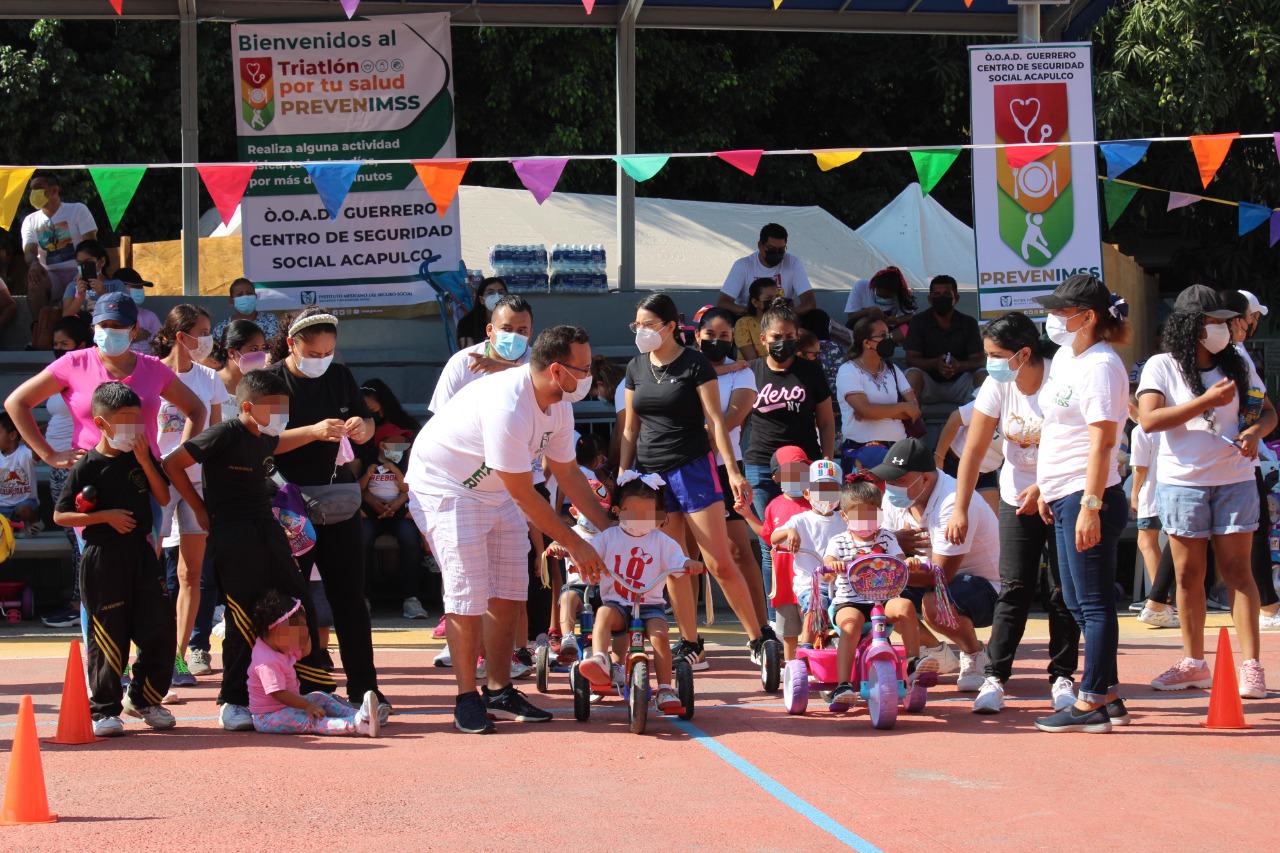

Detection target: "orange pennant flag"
[1189, 133, 1239, 188]
[413, 160, 470, 218]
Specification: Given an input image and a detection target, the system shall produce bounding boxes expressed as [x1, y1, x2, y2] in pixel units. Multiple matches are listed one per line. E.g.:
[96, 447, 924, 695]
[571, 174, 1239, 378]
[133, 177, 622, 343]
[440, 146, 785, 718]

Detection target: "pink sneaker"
[579, 653, 611, 687]
[431, 616, 447, 639]
[1239, 660, 1267, 699]
[1150, 657, 1213, 691]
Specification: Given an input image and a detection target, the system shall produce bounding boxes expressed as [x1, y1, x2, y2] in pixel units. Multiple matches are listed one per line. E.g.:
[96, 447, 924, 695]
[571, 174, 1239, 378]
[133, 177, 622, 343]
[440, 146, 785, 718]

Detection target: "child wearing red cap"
[737, 445, 812, 642]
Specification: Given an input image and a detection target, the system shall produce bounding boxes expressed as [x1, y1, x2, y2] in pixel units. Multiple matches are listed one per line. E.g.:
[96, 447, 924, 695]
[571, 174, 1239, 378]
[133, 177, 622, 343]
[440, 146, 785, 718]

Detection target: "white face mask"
[809, 499, 838, 516]
[483, 292, 503, 312]
[620, 519, 658, 537]
[383, 449, 404, 464]
[635, 326, 664, 354]
[558, 365, 593, 403]
[255, 410, 290, 437]
[1202, 322, 1231, 354]
[106, 424, 140, 452]
[185, 333, 214, 362]
[1045, 312, 1080, 347]
[294, 353, 333, 378]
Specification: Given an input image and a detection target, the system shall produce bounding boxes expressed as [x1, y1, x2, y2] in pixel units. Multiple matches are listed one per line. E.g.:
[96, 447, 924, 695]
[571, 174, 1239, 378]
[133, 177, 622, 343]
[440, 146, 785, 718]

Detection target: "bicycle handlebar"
[599, 562, 687, 598]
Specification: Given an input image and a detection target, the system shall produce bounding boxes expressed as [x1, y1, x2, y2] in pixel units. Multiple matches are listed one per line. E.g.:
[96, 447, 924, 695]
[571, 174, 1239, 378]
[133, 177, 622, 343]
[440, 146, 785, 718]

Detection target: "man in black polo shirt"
[904, 275, 986, 406]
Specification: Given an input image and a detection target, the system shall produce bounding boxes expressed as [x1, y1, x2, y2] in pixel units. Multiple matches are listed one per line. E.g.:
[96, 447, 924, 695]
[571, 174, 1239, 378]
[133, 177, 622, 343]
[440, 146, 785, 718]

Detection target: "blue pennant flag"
[303, 162, 362, 221]
[1238, 202, 1272, 237]
[1099, 141, 1150, 181]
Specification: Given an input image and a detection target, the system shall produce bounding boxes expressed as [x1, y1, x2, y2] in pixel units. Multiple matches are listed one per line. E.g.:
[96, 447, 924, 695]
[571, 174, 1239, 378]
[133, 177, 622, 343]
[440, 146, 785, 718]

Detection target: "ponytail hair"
[151, 303, 210, 358]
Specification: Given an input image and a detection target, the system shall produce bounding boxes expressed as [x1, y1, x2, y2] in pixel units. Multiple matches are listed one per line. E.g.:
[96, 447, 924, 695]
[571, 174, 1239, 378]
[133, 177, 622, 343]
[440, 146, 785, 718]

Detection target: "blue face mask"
[94, 326, 132, 357]
[127, 287, 146, 306]
[233, 295, 258, 315]
[986, 351, 1023, 384]
[884, 475, 919, 509]
[492, 330, 528, 361]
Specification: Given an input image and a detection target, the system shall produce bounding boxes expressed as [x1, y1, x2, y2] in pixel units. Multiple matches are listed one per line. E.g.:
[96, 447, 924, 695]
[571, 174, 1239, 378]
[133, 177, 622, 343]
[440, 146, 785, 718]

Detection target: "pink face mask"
[846, 519, 879, 539]
[335, 435, 355, 466]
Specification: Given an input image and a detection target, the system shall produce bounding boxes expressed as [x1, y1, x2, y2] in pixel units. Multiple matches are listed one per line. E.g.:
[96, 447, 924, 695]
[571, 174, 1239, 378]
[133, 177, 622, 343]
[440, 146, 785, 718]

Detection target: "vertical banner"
[231, 14, 459, 316]
[969, 43, 1101, 318]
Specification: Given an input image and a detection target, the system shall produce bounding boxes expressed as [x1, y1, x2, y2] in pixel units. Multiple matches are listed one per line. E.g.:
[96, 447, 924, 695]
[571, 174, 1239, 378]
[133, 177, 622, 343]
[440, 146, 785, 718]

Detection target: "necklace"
[853, 356, 891, 393]
[649, 351, 677, 384]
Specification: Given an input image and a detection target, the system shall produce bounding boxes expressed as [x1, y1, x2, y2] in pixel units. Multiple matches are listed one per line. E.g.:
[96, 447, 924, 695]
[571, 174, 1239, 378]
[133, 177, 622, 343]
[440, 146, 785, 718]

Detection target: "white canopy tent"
[854, 182, 978, 290]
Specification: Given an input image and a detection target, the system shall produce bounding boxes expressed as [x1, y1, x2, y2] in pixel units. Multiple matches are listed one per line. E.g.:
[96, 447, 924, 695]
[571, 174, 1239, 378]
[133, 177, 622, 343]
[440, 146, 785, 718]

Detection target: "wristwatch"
[1081, 494, 1103, 511]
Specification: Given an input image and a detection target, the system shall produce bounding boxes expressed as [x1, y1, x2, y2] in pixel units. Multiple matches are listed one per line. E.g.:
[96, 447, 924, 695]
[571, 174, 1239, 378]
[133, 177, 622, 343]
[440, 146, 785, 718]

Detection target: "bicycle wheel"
[535, 644, 549, 693]
[761, 639, 782, 693]
[629, 661, 649, 735]
[783, 659, 810, 715]
[676, 659, 695, 721]
[867, 659, 899, 730]
[571, 662, 591, 722]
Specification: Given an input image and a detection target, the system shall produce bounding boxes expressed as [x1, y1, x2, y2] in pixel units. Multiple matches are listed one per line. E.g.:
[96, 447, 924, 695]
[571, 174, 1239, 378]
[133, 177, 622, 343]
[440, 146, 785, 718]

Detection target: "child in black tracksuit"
[53, 381, 175, 737]
[163, 368, 345, 732]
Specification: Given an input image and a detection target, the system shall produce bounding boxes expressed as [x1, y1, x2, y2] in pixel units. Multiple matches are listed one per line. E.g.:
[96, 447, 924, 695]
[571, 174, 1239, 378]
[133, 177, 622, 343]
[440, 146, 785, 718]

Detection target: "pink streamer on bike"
[929, 564, 960, 629]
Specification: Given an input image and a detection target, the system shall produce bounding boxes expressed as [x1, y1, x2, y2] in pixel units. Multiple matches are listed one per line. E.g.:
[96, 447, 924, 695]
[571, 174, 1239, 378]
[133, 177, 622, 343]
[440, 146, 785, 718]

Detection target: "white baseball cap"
[1239, 290, 1269, 316]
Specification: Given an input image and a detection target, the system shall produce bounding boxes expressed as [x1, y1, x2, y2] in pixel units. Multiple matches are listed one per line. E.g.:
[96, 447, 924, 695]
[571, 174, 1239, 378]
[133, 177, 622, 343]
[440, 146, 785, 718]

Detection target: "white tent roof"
[854, 182, 977, 290]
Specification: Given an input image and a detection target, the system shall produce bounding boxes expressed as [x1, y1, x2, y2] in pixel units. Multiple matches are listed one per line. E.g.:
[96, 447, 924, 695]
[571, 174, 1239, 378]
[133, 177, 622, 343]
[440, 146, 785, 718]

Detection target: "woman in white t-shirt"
[153, 304, 224, 689]
[1137, 285, 1275, 699]
[835, 317, 919, 476]
[1030, 275, 1131, 734]
[946, 311, 1080, 715]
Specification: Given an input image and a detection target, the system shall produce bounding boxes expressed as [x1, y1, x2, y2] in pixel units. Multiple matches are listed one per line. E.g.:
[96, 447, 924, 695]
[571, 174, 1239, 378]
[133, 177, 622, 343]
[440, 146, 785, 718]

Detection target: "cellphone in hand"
[78, 259, 96, 281]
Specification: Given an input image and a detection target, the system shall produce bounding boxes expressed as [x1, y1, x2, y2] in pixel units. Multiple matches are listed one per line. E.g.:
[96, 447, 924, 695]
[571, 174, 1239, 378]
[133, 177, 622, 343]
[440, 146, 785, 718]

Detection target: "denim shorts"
[597, 601, 667, 634]
[1136, 515, 1161, 531]
[1157, 480, 1259, 538]
[660, 453, 723, 515]
[0, 498, 39, 520]
[900, 573, 999, 629]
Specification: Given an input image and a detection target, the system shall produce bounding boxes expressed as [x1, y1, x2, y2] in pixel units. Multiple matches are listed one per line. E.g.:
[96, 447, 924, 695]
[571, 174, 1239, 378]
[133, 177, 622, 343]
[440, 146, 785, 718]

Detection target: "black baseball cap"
[1173, 284, 1239, 319]
[1032, 274, 1110, 312]
[114, 267, 154, 288]
[869, 437, 935, 482]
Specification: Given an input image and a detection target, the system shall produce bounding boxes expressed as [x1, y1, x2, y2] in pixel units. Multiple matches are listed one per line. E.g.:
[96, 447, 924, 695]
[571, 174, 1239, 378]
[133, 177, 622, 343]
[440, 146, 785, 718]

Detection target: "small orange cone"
[0, 695, 58, 824]
[44, 640, 105, 746]
[1202, 626, 1250, 730]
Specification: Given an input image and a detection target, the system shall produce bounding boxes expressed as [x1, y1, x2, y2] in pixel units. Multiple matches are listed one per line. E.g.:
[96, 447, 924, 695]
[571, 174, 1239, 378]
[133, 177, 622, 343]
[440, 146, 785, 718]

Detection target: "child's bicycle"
[773, 548, 936, 730]
[569, 563, 695, 734]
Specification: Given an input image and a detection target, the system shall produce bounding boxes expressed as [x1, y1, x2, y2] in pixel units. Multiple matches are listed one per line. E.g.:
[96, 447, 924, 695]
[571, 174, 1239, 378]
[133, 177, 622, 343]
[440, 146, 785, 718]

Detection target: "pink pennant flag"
[1166, 192, 1199, 212]
[1274, 132, 1280, 168]
[1004, 144, 1056, 170]
[581, 0, 595, 12]
[716, 149, 764, 176]
[197, 165, 256, 227]
[512, 159, 568, 205]
[1271, 211, 1280, 248]
[340, 0, 361, 18]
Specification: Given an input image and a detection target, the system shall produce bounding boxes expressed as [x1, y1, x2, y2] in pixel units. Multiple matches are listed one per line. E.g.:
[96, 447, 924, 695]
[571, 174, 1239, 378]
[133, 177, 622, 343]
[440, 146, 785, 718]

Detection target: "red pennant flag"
[109, 0, 123, 12]
[1004, 144, 1057, 170]
[413, 160, 470, 218]
[716, 149, 764, 177]
[197, 165, 256, 227]
[1189, 133, 1239, 188]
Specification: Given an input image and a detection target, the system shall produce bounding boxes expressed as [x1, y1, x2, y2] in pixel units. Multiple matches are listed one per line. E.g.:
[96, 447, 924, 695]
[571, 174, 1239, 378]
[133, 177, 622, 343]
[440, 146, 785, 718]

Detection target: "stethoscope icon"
[1010, 98, 1053, 144]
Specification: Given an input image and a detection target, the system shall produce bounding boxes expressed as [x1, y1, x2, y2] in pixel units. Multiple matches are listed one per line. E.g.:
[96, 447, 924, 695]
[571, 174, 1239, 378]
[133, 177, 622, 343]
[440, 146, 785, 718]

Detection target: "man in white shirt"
[407, 325, 610, 734]
[20, 173, 98, 310]
[716, 222, 817, 319]
[428, 295, 535, 414]
[871, 437, 1002, 692]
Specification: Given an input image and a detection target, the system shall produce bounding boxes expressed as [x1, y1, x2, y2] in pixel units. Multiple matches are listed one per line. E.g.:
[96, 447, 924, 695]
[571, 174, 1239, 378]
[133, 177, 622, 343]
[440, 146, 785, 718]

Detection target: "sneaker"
[402, 597, 429, 620]
[211, 619, 226, 640]
[1034, 704, 1112, 733]
[956, 646, 988, 692]
[672, 639, 706, 673]
[972, 676, 1005, 714]
[1260, 610, 1280, 631]
[188, 649, 213, 676]
[579, 652, 611, 686]
[122, 693, 176, 729]
[377, 700, 392, 726]
[354, 691, 381, 737]
[655, 687, 682, 713]
[1138, 606, 1180, 629]
[433, 644, 452, 668]
[219, 703, 254, 732]
[1150, 657, 1213, 691]
[919, 642, 959, 675]
[557, 634, 579, 665]
[510, 654, 532, 680]
[547, 631, 563, 654]
[611, 663, 626, 687]
[172, 656, 197, 687]
[41, 605, 81, 628]
[432, 615, 448, 639]
[484, 684, 552, 723]
[1127, 600, 1145, 612]
[475, 658, 488, 680]
[212, 604, 225, 624]
[23, 519, 45, 537]
[533, 633, 550, 650]
[161, 689, 181, 705]
[693, 636, 709, 671]
[92, 715, 125, 737]
[1105, 697, 1130, 725]
[120, 665, 131, 689]
[454, 692, 495, 734]
[829, 681, 858, 711]
[1239, 659, 1267, 699]
[748, 640, 762, 666]
[909, 655, 940, 688]
[1206, 592, 1231, 612]
[514, 647, 534, 668]
[1051, 677, 1077, 712]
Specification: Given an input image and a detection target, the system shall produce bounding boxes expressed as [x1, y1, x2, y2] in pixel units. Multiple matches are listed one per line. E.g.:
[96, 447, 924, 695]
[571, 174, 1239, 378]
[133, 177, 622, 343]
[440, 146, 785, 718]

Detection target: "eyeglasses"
[628, 320, 665, 333]
[556, 361, 591, 375]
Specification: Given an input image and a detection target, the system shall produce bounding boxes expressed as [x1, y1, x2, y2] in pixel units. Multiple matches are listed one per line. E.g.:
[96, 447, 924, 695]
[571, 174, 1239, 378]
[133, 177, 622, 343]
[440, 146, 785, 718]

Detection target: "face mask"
[128, 287, 146, 306]
[874, 296, 896, 310]
[294, 353, 333, 379]
[620, 519, 658, 537]
[29, 189, 48, 209]
[492, 330, 528, 361]
[762, 249, 785, 267]
[931, 296, 954, 316]
[559, 367, 593, 403]
[105, 424, 139, 452]
[383, 449, 404, 464]
[233, 295, 258, 315]
[254, 409, 290, 437]
[846, 519, 880, 539]
[237, 350, 268, 373]
[699, 339, 733, 362]
[1045, 313, 1079, 347]
[575, 515, 600, 536]
[809, 499, 837, 515]
[768, 339, 798, 362]
[1202, 323, 1231, 355]
[94, 326, 132, 357]
[185, 334, 214, 362]
[483, 292, 503, 312]
[884, 477, 918, 509]
[874, 338, 896, 359]
[635, 326, 665, 354]
[986, 352, 1022, 383]
[782, 482, 806, 500]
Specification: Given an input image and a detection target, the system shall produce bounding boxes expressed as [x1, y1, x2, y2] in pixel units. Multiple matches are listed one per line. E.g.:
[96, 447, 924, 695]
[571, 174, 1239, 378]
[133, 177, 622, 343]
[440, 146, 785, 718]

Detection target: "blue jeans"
[363, 514, 426, 600]
[1050, 487, 1127, 704]
[188, 547, 220, 653]
[744, 463, 783, 620]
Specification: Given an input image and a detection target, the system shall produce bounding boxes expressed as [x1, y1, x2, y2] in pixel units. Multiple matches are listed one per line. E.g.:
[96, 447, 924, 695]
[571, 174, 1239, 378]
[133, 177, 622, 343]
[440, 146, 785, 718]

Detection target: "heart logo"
[1009, 98, 1041, 138]
[246, 62, 265, 84]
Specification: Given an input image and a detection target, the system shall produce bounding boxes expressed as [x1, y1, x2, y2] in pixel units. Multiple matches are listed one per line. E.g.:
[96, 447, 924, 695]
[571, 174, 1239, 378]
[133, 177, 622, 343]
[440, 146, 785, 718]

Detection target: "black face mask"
[699, 339, 733, 362]
[931, 296, 954, 316]
[762, 249, 785, 267]
[875, 338, 897, 359]
[768, 339, 798, 362]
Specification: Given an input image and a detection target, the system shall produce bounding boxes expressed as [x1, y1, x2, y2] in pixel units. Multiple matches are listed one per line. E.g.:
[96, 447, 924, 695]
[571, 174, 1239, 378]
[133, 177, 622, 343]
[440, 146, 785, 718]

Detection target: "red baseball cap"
[373, 424, 412, 446]
[770, 445, 810, 476]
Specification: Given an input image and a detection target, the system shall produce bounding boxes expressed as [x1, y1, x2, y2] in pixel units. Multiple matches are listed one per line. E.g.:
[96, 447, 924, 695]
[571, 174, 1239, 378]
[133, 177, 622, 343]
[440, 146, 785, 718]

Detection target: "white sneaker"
[560, 634, 579, 658]
[1051, 677, 1077, 711]
[1138, 606, 1180, 629]
[919, 642, 959, 676]
[93, 715, 125, 737]
[433, 644, 452, 667]
[956, 646, 988, 692]
[509, 656, 532, 680]
[160, 689, 181, 705]
[402, 597, 429, 620]
[972, 677, 1005, 714]
[533, 632, 549, 649]
[476, 657, 488, 680]
[1260, 610, 1280, 631]
[121, 694, 176, 729]
[355, 690, 381, 737]
[211, 619, 226, 639]
[219, 703, 254, 732]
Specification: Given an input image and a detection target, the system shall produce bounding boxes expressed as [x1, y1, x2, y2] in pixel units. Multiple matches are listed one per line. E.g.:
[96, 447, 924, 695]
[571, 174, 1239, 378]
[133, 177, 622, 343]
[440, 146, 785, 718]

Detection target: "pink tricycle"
[776, 549, 935, 729]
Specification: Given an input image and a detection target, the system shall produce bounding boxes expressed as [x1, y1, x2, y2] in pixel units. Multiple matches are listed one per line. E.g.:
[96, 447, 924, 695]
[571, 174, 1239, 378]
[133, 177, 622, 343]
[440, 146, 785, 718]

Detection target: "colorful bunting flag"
[413, 160, 470, 217]
[614, 155, 669, 183]
[582, 0, 595, 13]
[1004, 144, 1057, 170]
[1099, 140, 1150, 180]
[1104, 180, 1139, 229]
[1271, 211, 1280, 248]
[196, 164, 255, 228]
[0, 167, 35, 231]
[109, 0, 123, 13]
[716, 150, 764, 177]
[1166, 192, 1199, 212]
[1238, 202, 1271, 237]
[910, 148, 960, 196]
[88, 167, 147, 230]
[1189, 133, 1239, 188]
[813, 150, 862, 172]
[339, 0, 360, 17]
[1274, 132, 1279, 168]
[303, 162, 362, 221]
[513, 159, 568, 205]
[772, 0, 783, 8]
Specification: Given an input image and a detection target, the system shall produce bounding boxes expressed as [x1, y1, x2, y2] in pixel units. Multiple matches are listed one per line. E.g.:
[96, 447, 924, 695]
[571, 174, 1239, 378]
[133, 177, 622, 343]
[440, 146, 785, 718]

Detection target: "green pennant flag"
[1104, 180, 1140, 229]
[89, 167, 148, 230]
[614, 155, 669, 183]
[909, 148, 961, 195]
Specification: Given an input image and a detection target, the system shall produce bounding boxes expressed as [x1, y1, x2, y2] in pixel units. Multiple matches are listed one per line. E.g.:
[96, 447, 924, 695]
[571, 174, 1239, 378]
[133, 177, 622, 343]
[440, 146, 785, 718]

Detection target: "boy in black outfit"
[163, 368, 350, 732]
[54, 381, 175, 737]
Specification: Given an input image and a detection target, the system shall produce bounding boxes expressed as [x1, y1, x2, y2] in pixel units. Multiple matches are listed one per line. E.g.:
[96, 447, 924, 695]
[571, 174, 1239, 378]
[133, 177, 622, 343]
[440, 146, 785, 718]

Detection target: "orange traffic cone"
[44, 640, 104, 746]
[0, 695, 58, 825]
[1201, 626, 1250, 730]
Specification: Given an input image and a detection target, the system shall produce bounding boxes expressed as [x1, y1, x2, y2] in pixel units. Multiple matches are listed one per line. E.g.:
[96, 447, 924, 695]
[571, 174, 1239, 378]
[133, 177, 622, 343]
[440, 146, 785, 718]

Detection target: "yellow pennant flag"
[0, 167, 36, 231]
[813, 151, 862, 172]
[773, 0, 782, 8]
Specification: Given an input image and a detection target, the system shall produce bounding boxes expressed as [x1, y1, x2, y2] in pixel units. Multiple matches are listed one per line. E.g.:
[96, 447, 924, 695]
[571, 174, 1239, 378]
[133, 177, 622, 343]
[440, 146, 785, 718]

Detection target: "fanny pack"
[268, 467, 361, 526]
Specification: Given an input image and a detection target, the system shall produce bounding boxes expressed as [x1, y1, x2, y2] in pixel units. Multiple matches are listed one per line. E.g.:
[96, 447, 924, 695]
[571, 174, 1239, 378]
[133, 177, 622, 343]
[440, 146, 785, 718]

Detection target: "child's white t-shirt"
[713, 359, 756, 466]
[0, 445, 36, 506]
[1128, 425, 1161, 519]
[157, 362, 223, 485]
[366, 463, 402, 502]
[952, 400, 1005, 476]
[593, 525, 687, 608]
[776, 509, 846, 600]
[824, 528, 904, 604]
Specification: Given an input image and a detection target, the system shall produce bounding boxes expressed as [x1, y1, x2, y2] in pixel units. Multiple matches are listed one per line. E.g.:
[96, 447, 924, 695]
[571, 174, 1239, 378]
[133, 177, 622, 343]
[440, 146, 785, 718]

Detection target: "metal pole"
[179, 0, 200, 296]
[615, 0, 642, 293]
[1016, 4, 1040, 43]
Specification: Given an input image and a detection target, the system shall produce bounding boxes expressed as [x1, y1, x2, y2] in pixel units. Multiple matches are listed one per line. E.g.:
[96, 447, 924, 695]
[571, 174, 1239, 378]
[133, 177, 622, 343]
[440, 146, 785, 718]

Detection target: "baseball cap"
[1031, 273, 1110, 312]
[809, 459, 839, 485]
[1172, 284, 1239, 319]
[114, 267, 154, 288]
[372, 424, 412, 446]
[571, 477, 611, 516]
[91, 292, 138, 327]
[770, 445, 811, 476]
[869, 437, 935, 482]
[1238, 290, 1269, 317]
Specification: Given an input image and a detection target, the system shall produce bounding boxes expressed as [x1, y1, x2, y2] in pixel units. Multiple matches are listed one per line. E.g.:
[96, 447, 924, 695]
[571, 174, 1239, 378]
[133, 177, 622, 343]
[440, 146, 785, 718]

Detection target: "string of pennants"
[1, 133, 1277, 246]
[104, 0, 922, 17]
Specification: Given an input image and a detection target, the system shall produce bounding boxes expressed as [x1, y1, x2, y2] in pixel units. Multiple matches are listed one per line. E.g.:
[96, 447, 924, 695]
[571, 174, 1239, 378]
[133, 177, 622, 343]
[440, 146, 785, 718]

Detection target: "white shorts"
[408, 490, 531, 616]
[159, 482, 206, 537]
